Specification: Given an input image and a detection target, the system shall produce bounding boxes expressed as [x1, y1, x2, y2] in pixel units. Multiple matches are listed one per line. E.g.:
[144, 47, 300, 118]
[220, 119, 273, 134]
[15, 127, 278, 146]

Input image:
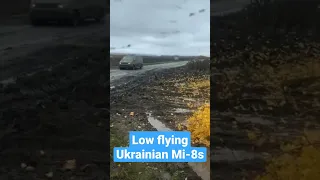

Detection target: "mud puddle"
[146, 112, 210, 180]
[174, 108, 192, 113]
[146, 112, 171, 131]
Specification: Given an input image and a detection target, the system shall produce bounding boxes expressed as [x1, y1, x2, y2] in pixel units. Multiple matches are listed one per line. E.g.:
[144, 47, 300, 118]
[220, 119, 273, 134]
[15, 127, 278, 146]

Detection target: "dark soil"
[0, 0, 111, 20]
[0, 45, 108, 82]
[0, 41, 204, 179]
[0, 0, 30, 19]
[211, 1, 320, 179]
[0, 40, 110, 179]
[110, 65, 210, 180]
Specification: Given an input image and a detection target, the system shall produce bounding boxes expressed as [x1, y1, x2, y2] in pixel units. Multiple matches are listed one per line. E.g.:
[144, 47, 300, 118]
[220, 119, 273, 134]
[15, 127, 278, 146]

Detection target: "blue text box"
[113, 131, 207, 162]
[114, 147, 207, 162]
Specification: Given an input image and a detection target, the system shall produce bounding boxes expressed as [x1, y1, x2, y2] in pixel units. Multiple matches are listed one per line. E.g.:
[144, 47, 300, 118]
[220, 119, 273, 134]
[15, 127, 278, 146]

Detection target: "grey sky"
[110, 0, 210, 56]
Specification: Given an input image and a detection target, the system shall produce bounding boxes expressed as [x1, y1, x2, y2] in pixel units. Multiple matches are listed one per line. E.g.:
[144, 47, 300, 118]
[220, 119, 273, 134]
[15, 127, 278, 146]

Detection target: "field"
[211, 1, 320, 179]
[110, 59, 210, 180]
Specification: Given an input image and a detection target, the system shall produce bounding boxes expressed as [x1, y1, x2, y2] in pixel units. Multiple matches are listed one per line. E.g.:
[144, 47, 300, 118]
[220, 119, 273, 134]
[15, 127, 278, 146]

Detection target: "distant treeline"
[110, 55, 199, 66]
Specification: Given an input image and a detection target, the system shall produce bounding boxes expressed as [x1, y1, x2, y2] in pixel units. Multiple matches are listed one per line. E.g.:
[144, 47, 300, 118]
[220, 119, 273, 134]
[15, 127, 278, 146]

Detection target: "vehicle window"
[121, 56, 134, 62]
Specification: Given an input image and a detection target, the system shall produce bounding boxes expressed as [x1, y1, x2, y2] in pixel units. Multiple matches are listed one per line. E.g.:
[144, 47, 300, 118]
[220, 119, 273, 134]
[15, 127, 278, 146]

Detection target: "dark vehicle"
[29, 0, 107, 26]
[119, 55, 143, 70]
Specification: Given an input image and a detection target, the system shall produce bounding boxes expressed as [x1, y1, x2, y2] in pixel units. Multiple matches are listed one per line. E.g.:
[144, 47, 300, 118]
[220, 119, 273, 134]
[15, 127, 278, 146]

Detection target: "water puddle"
[212, 148, 260, 162]
[174, 108, 192, 113]
[146, 112, 210, 180]
[146, 112, 171, 131]
[182, 98, 197, 102]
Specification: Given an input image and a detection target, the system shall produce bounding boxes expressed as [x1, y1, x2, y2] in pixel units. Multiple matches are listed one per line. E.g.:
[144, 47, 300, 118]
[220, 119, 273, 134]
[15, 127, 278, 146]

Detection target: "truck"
[29, 0, 107, 26]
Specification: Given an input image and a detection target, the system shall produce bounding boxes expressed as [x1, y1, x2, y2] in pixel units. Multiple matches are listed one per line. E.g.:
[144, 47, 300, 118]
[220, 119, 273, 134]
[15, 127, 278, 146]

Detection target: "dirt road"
[110, 61, 188, 83]
[0, 17, 187, 83]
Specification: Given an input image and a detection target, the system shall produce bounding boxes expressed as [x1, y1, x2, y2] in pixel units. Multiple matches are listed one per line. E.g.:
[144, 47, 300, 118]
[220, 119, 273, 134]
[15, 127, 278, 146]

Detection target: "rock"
[25, 166, 35, 171]
[45, 171, 53, 178]
[40, 150, 45, 156]
[161, 172, 172, 180]
[20, 163, 27, 169]
[62, 159, 76, 171]
[298, 42, 304, 48]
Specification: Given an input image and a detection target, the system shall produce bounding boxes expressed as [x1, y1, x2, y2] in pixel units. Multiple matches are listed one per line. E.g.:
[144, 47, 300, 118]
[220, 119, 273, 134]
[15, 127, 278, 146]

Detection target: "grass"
[185, 58, 210, 72]
[110, 127, 159, 180]
[221, 52, 320, 179]
[177, 75, 210, 100]
[212, 0, 320, 178]
[255, 131, 320, 180]
[110, 122, 190, 180]
[174, 66, 210, 169]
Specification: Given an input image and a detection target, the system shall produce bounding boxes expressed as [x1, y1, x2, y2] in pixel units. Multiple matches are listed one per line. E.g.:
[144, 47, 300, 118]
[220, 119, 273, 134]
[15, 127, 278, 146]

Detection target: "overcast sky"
[110, 0, 210, 56]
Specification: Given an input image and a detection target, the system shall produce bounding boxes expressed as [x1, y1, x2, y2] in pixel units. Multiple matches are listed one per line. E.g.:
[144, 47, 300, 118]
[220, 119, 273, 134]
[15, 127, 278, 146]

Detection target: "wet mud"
[110, 65, 210, 180]
[211, 3, 320, 179]
[0, 30, 110, 179]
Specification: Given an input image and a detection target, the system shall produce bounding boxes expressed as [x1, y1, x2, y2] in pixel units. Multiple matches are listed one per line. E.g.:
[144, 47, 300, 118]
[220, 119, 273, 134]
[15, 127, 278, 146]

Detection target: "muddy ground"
[0, 43, 111, 179]
[0, 44, 198, 180]
[0, 12, 112, 178]
[211, 3, 320, 180]
[0, 24, 201, 180]
[110, 64, 210, 180]
[0, 12, 200, 180]
[0, 0, 30, 18]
